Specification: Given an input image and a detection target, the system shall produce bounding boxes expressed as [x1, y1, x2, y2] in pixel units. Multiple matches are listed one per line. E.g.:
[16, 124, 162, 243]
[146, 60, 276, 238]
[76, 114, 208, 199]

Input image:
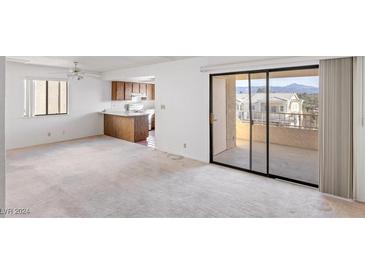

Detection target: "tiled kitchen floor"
[137, 130, 156, 148]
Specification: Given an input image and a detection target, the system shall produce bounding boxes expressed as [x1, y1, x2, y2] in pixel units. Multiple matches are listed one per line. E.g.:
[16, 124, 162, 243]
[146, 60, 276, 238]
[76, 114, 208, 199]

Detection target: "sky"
[236, 76, 319, 87]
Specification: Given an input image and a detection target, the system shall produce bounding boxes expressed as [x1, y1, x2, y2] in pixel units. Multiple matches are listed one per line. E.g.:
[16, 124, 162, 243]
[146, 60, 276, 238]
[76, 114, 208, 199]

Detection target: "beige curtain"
[319, 57, 353, 198]
[0, 56, 5, 216]
[353, 57, 365, 201]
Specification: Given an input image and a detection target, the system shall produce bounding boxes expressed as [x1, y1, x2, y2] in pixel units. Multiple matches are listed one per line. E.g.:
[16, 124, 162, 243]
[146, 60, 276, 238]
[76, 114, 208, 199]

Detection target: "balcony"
[238, 111, 319, 129]
[214, 113, 319, 185]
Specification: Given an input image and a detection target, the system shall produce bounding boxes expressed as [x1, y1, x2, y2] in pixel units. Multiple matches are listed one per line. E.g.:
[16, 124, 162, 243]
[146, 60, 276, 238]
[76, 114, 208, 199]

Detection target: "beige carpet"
[5, 135, 365, 217]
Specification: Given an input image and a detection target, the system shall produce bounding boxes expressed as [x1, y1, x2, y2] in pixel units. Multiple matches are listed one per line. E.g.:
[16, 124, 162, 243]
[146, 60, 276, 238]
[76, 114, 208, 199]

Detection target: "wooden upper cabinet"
[124, 82, 133, 100]
[147, 84, 155, 100]
[111, 81, 155, 101]
[116, 82, 125, 100]
[132, 82, 140, 94]
[139, 84, 147, 96]
[111, 81, 125, 100]
[111, 82, 118, 100]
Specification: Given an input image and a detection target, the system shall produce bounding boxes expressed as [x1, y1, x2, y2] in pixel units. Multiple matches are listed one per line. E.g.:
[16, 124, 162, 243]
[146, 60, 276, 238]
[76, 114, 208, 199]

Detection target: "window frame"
[29, 79, 69, 117]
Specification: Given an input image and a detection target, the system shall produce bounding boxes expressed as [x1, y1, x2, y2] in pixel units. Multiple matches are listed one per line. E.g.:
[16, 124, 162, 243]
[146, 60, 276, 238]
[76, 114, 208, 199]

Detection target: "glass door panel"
[268, 68, 319, 185]
[249, 72, 267, 173]
[211, 74, 250, 170]
[234, 74, 250, 169]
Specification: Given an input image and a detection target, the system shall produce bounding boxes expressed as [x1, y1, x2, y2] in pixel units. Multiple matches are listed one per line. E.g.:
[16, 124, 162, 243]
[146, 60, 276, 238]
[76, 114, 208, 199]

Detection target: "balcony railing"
[237, 111, 318, 129]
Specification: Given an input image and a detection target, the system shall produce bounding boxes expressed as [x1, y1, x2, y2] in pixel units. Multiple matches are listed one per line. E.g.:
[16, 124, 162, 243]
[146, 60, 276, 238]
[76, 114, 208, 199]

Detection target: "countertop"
[100, 110, 149, 117]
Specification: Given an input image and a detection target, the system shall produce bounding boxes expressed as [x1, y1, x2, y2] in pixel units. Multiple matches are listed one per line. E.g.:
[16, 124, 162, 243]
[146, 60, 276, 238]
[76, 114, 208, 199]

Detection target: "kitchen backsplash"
[110, 100, 155, 110]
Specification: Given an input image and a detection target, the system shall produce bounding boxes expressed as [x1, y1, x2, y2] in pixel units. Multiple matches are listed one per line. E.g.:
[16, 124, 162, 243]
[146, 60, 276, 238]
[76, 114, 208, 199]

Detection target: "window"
[33, 80, 68, 116]
[280, 106, 284, 112]
[271, 106, 277, 113]
[291, 102, 299, 112]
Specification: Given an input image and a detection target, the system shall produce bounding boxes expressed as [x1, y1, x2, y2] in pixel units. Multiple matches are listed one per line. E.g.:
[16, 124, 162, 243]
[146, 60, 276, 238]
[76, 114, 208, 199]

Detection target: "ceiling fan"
[67, 62, 100, 80]
[48, 62, 101, 80]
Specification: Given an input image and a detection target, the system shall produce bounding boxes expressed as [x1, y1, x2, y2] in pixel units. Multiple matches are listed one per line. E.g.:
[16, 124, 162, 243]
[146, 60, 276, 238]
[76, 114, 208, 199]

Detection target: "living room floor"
[5, 135, 365, 217]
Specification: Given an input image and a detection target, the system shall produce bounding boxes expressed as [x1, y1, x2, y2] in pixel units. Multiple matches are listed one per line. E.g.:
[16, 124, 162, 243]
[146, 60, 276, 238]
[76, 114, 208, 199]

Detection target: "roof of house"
[236, 93, 299, 104]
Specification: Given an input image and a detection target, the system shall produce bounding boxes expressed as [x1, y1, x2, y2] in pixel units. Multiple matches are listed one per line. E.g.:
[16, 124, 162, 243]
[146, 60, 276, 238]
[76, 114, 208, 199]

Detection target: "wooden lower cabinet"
[104, 114, 149, 142]
[151, 113, 155, 130]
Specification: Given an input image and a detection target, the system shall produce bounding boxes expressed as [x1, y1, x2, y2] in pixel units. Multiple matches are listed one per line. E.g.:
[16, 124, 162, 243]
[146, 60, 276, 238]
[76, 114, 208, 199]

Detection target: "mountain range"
[236, 83, 319, 94]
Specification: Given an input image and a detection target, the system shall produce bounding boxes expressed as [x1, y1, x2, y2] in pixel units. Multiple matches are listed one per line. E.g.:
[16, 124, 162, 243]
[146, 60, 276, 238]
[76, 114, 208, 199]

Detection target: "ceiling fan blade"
[47, 70, 69, 74]
[47, 68, 100, 80]
[84, 73, 101, 78]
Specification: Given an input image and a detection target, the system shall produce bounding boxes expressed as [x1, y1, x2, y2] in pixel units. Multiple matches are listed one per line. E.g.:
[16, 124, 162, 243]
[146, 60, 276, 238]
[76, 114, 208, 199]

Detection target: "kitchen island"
[101, 111, 149, 142]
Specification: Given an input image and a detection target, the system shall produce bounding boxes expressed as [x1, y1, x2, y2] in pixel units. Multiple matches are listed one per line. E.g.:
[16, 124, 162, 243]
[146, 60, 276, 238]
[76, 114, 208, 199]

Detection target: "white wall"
[5, 63, 110, 149]
[103, 56, 324, 162]
[0, 57, 5, 214]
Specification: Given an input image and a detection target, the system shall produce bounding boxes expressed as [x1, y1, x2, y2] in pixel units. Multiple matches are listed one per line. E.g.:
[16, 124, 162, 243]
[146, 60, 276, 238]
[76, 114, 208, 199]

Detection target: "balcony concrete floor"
[214, 139, 319, 185]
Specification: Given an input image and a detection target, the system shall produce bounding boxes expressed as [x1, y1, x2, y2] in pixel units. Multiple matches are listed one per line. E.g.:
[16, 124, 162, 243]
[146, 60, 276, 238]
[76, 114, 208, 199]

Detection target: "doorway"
[209, 65, 319, 187]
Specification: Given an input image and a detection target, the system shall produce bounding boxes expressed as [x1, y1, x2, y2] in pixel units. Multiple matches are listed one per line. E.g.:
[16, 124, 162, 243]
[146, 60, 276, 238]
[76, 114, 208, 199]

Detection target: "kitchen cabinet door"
[116, 82, 125, 100]
[139, 83, 147, 96]
[125, 82, 133, 100]
[147, 84, 155, 100]
[112, 82, 118, 100]
[132, 82, 140, 94]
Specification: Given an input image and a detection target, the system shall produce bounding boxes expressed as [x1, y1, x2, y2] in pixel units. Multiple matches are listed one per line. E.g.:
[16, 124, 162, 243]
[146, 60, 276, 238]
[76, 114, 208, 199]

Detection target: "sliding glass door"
[268, 68, 319, 185]
[210, 66, 319, 187]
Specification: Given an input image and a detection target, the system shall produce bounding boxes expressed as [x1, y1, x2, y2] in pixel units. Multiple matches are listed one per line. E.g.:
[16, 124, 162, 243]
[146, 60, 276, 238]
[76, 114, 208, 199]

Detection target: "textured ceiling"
[6, 56, 193, 72]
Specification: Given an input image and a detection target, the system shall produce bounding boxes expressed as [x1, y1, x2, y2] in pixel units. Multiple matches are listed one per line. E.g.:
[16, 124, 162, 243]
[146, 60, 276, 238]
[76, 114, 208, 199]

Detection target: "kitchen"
[101, 80, 155, 147]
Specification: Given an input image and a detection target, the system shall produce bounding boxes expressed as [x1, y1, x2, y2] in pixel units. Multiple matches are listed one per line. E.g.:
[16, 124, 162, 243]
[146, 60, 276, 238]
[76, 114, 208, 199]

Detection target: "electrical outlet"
[48, 132, 51, 137]
[161, 104, 166, 110]
[183, 143, 187, 149]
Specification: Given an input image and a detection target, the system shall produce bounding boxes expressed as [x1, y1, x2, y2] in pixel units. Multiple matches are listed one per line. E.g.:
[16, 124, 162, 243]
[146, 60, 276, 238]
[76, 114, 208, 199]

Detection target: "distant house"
[236, 93, 304, 126]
